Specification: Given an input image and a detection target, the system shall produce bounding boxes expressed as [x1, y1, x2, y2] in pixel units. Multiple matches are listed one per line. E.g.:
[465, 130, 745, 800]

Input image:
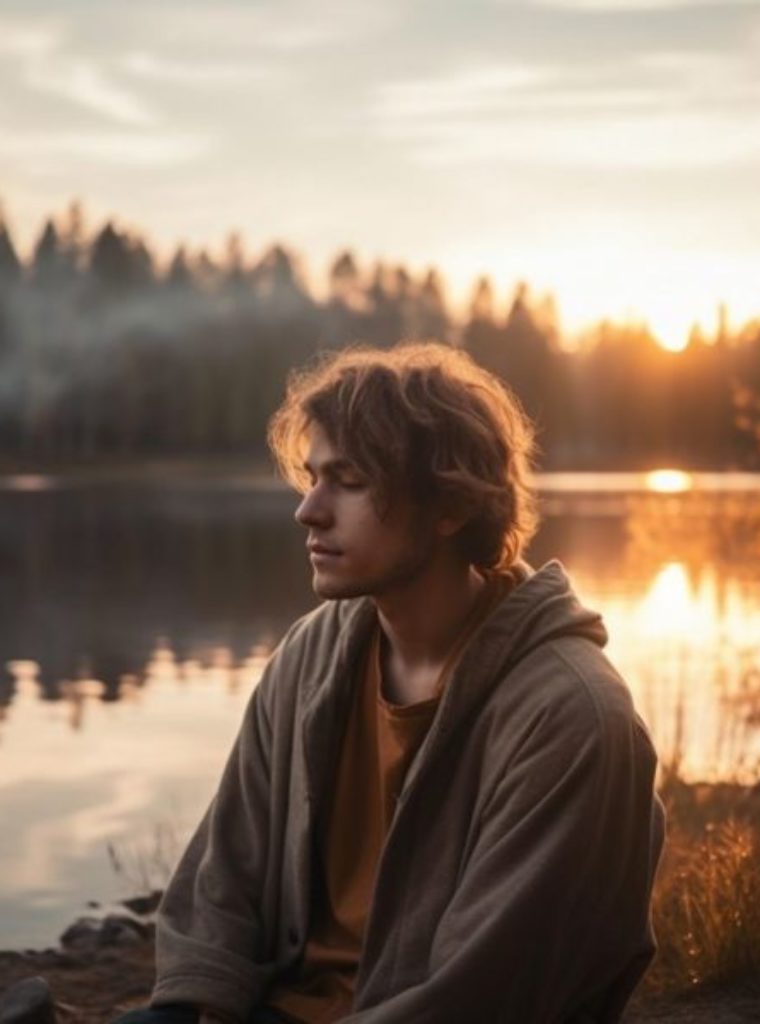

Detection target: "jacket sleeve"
[150, 661, 278, 1023]
[343, 675, 664, 1024]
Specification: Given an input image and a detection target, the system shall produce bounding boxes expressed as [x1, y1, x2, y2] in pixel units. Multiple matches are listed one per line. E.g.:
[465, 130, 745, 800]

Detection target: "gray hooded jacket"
[152, 559, 665, 1023]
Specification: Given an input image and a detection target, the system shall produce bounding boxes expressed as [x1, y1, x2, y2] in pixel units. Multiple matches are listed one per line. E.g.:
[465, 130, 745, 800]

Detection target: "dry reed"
[642, 775, 760, 998]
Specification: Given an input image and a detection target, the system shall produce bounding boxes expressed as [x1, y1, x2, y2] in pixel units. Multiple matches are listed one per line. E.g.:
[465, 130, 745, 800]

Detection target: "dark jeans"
[112, 1005, 287, 1024]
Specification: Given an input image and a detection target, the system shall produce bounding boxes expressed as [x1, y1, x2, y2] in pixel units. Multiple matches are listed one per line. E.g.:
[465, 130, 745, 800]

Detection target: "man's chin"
[311, 572, 367, 601]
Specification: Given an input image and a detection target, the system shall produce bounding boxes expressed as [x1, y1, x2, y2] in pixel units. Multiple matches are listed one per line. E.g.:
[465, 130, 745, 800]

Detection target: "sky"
[1, 0, 759, 350]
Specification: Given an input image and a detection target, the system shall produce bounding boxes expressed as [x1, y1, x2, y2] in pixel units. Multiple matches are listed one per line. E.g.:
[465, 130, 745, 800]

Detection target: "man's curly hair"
[268, 341, 540, 570]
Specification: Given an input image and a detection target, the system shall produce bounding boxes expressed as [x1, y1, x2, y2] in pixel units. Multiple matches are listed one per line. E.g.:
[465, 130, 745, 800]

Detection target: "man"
[116, 342, 665, 1024]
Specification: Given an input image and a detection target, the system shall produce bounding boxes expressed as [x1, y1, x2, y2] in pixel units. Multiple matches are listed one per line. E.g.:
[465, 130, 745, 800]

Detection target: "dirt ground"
[624, 989, 760, 1023]
[0, 942, 154, 1023]
[0, 940, 758, 1023]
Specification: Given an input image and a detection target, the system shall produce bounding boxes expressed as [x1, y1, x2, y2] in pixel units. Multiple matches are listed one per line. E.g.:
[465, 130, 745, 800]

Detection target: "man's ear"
[437, 516, 465, 539]
[435, 496, 470, 538]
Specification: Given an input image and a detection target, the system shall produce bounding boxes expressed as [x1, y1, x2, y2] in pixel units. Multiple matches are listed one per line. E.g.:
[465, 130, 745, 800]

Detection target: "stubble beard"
[310, 529, 438, 602]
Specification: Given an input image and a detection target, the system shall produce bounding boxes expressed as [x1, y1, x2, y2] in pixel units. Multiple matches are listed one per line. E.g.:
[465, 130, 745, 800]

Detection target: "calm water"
[1, 471, 759, 949]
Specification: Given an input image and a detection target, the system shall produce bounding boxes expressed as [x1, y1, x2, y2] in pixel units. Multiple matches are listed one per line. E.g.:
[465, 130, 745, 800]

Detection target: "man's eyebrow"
[302, 457, 359, 475]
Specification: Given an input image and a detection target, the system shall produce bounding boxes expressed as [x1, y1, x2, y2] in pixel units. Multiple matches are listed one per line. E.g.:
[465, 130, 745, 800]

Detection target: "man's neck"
[374, 558, 487, 703]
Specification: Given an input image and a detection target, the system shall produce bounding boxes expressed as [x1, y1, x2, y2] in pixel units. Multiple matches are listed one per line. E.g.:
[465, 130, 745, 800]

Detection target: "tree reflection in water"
[2, 641, 272, 733]
[1, 480, 759, 782]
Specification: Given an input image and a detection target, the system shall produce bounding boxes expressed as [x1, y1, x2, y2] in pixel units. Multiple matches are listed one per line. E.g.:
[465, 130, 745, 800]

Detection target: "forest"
[1, 201, 759, 470]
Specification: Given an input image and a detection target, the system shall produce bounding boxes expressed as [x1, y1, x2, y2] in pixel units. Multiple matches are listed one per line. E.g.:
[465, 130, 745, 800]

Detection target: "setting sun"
[442, 235, 753, 355]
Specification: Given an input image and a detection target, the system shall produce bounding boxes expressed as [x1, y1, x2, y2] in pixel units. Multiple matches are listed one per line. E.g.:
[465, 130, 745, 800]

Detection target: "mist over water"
[0, 244, 317, 444]
[2, 207, 759, 469]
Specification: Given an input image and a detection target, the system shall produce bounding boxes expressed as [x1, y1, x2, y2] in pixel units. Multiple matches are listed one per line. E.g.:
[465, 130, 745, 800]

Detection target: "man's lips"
[307, 542, 343, 556]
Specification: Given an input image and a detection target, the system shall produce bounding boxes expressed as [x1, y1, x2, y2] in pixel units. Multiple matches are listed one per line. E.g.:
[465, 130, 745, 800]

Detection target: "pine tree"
[32, 219, 63, 284]
[165, 246, 194, 289]
[0, 215, 21, 284]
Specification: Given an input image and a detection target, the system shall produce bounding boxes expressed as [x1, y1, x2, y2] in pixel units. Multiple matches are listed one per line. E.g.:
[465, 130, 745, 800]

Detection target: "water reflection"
[0, 475, 759, 947]
[622, 489, 760, 580]
[0, 636, 264, 948]
[605, 488, 760, 782]
[1, 481, 759, 775]
[0, 485, 310, 710]
[644, 469, 694, 493]
[599, 563, 760, 784]
[3, 639, 272, 734]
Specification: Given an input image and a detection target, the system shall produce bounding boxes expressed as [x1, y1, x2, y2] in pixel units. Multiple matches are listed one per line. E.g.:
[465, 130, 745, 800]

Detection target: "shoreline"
[2, 939, 758, 1024]
[0, 893, 160, 1023]
[1, 459, 758, 493]
[2, 775, 759, 1021]
[1, 885, 759, 1024]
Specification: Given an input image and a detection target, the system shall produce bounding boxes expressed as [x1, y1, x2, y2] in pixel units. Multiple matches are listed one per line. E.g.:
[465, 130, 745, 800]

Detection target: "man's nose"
[295, 485, 332, 527]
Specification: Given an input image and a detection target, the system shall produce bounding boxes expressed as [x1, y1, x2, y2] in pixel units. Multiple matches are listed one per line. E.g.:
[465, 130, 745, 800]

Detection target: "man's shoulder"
[257, 596, 373, 700]
[522, 634, 656, 761]
[485, 631, 652, 757]
[276, 595, 371, 656]
[543, 634, 632, 713]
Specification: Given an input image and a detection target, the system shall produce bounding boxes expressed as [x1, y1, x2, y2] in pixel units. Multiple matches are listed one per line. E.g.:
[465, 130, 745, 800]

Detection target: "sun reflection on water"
[645, 469, 694, 493]
[635, 562, 712, 639]
[599, 561, 760, 784]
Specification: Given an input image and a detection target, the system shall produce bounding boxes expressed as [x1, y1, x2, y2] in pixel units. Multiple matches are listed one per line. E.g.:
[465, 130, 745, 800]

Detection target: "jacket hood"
[488, 557, 607, 662]
[416, 557, 605, 723]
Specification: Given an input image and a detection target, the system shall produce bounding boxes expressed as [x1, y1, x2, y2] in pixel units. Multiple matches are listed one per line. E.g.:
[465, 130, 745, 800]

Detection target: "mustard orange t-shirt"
[266, 573, 515, 1023]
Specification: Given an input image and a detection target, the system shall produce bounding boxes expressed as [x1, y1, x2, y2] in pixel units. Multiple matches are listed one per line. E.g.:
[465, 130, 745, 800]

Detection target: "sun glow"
[642, 307, 691, 353]
[443, 235, 755, 355]
[645, 469, 694, 493]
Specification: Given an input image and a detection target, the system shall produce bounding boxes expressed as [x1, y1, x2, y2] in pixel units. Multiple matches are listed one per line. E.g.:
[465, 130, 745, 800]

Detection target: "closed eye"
[302, 458, 367, 491]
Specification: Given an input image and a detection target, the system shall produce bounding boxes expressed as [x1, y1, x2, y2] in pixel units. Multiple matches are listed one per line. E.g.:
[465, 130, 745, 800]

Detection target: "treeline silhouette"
[1, 201, 758, 470]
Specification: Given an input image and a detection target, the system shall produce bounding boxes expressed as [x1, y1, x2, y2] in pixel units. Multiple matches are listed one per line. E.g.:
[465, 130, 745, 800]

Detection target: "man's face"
[294, 422, 438, 600]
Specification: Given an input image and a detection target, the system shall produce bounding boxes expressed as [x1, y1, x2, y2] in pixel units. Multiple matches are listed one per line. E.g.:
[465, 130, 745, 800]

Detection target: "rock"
[60, 913, 150, 952]
[58, 917, 101, 952]
[98, 916, 145, 947]
[26, 953, 77, 971]
[121, 890, 162, 916]
[0, 976, 56, 1023]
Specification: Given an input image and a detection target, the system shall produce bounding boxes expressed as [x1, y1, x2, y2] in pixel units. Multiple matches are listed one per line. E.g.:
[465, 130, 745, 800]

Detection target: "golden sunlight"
[645, 469, 694, 493]
[648, 321, 689, 353]
[443, 237, 757, 355]
[637, 295, 694, 353]
[634, 562, 710, 640]
[603, 562, 760, 782]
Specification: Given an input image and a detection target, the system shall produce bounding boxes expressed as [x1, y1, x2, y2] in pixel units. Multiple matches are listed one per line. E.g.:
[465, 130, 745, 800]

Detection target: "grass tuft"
[642, 775, 760, 998]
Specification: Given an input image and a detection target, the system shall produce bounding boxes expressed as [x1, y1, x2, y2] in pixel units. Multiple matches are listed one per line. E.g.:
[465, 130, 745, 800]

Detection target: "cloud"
[249, 25, 342, 52]
[136, 1, 395, 58]
[530, 0, 759, 9]
[121, 51, 282, 87]
[384, 110, 760, 169]
[369, 44, 760, 169]
[373, 65, 558, 119]
[0, 17, 61, 59]
[0, 14, 157, 127]
[629, 48, 760, 110]
[634, 47, 757, 79]
[4, 131, 209, 167]
[24, 58, 156, 127]
[372, 45, 759, 119]
[373, 70, 671, 122]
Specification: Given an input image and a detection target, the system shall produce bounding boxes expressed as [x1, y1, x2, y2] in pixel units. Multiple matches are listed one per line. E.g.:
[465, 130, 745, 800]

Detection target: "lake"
[1, 469, 759, 949]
